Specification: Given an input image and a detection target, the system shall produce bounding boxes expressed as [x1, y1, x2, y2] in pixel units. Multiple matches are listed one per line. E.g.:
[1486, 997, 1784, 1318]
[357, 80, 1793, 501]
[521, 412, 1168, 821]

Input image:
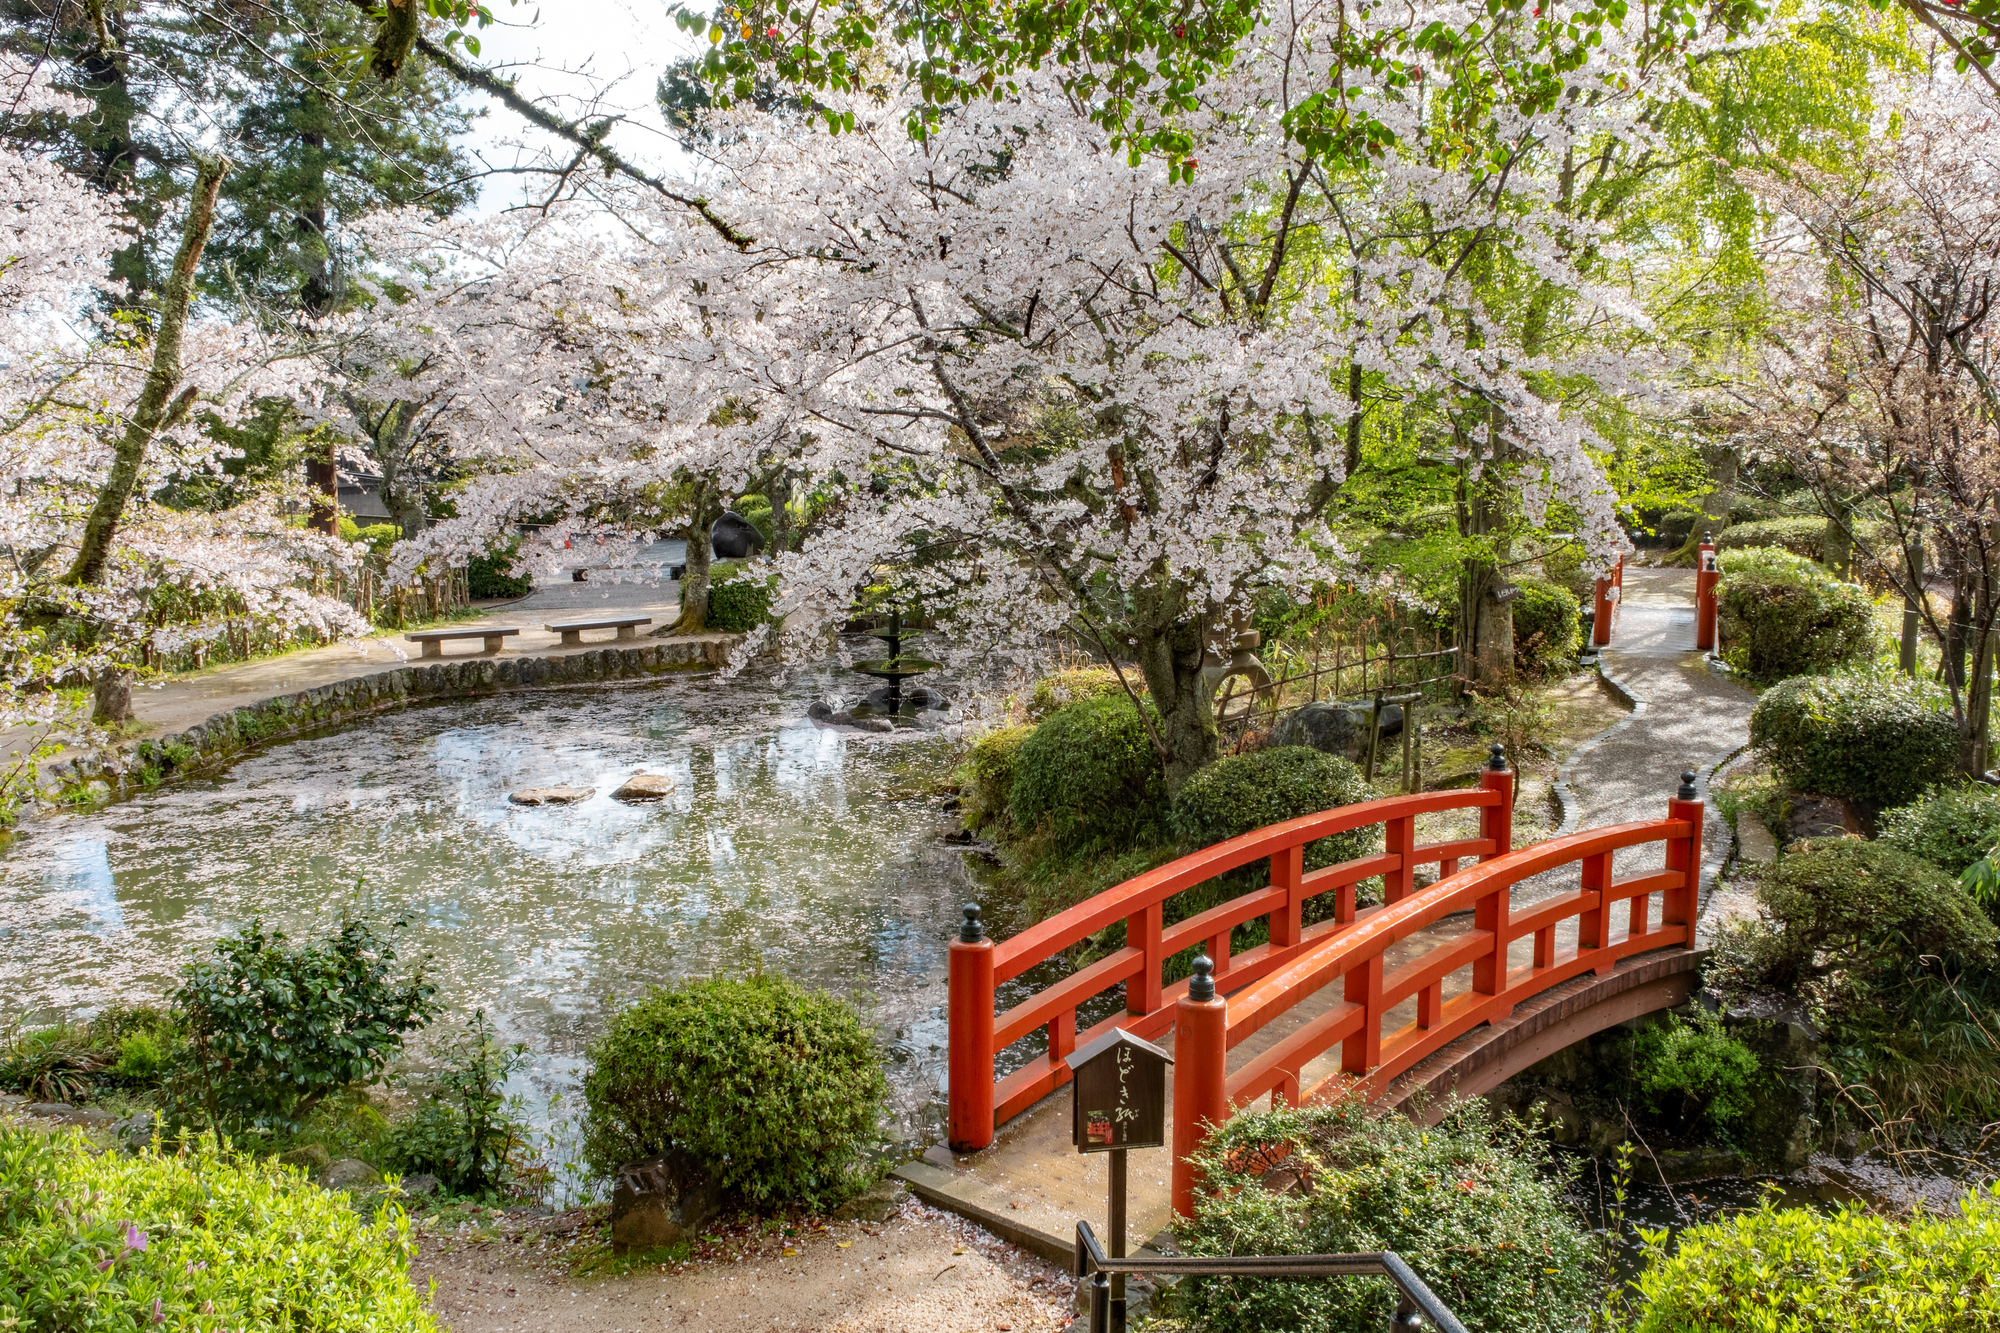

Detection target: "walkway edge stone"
[34, 637, 744, 818]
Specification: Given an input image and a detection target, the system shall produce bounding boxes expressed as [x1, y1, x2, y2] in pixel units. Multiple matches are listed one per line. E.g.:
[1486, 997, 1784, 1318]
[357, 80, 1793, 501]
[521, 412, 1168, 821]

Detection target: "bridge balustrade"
[946, 750, 1519, 1152]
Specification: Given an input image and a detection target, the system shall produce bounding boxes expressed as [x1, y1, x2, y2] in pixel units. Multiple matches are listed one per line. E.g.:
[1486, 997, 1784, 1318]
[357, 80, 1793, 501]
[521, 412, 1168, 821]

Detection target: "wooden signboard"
[1067, 1028, 1171, 1154]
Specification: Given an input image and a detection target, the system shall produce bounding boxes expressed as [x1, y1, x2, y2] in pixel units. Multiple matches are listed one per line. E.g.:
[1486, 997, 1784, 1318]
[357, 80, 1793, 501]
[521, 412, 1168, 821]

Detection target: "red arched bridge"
[944, 750, 1705, 1219]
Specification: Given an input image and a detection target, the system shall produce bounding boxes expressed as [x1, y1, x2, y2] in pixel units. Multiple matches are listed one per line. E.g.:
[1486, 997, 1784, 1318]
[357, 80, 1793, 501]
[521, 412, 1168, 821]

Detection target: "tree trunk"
[672, 486, 724, 632]
[1131, 613, 1218, 798]
[64, 157, 229, 587]
[1822, 493, 1855, 580]
[1699, 443, 1738, 535]
[307, 436, 338, 535]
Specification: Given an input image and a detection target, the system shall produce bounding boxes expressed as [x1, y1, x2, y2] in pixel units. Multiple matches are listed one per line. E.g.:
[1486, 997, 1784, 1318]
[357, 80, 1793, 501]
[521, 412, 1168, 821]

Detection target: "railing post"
[1127, 900, 1164, 1016]
[1664, 771, 1704, 941]
[1172, 957, 1229, 1219]
[1474, 746, 1513, 998]
[1271, 843, 1304, 950]
[1342, 955, 1384, 1076]
[1695, 534, 1719, 652]
[1385, 814, 1416, 904]
[1591, 571, 1613, 647]
[948, 905, 997, 1152]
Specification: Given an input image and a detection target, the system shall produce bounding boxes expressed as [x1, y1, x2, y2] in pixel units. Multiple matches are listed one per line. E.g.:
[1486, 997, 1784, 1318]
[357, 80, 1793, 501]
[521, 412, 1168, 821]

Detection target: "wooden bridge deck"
[896, 896, 1702, 1265]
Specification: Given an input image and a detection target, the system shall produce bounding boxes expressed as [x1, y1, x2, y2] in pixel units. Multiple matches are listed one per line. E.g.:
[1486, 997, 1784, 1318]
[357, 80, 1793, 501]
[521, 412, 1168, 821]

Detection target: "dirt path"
[410, 1197, 1073, 1333]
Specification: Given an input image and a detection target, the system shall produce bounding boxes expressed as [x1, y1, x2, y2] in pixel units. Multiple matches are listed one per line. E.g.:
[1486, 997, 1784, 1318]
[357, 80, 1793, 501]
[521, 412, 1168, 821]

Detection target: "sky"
[451, 0, 701, 214]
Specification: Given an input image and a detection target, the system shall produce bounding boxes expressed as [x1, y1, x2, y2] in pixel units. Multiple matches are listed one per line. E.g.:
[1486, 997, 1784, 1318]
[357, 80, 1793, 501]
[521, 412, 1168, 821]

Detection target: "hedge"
[708, 566, 774, 632]
[959, 724, 1035, 832]
[1171, 746, 1376, 878]
[1715, 516, 1830, 561]
[1010, 694, 1166, 852]
[1749, 671, 1958, 811]
[1716, 546, 1875, 679]
[0, 1128, 434, 1331]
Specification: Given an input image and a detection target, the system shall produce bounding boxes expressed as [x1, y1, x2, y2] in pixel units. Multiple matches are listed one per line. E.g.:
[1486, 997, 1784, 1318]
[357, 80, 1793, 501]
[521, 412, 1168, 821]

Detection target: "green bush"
[173, 916, 438, 1137]
[1655, 507, 1705, 546]
[959, 724, 1035, 832]
[1716, 546, 1875, 679]
[581, 975, 886, 1211]
[1177, 1098, 1594, 1333]
[1711, 838, 1995, 996]
[1009, 694, 1166, 853]
[1716, 515, 1830, 561]
[1749, 671, 1958, 810]
[0, 1021, 100, 1103]
[1025, 666, 1132, 721]
[383, 1011, 535, 1197]
[708, 570, 774, 632]
[1878, 783, 2000, 878]
[0, 1127, 436, 1331]
[467, 541, 532, 599]
[1171, 746, 1377, 878]
[735, 495, 775, 545]
[338, 514, 400, 560]
[1630, 1009, 1760, 1135]
[1631, 1187, 2000, 1331]
[1509, 577, 1581, 675]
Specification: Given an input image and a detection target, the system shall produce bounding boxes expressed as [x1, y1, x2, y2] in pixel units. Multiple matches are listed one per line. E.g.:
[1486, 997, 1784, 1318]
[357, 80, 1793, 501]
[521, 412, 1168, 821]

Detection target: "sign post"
[1067, 1028, 1172, 1333]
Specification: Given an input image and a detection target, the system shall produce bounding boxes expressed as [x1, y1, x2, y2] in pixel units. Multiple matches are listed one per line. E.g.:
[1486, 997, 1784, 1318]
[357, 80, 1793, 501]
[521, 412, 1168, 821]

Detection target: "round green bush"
[468, 541, 532, 599]
[1632, 1188, 2000, 1331]
[1716, 547, 1876, 679]
[0, 1128, 434, 1330]
[1178, 1098, 1595, 1333]
[581, 975, 886, 1210]
[1877, 782, 2000, 877]
[1171, 746, 1377, 875]
[1750, 672, 1957, 810]
[1009, 694, 1166, 852]
[1509, 577, 1581, 675]
[708, 568, 774, 632]
[958, 724, 1035, 832]
[1715, 515, 1829, 561]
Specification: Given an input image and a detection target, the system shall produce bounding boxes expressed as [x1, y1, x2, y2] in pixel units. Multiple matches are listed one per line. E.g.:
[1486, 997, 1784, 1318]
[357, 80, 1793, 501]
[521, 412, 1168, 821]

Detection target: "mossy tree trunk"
[1130, 609, 1219, 800]
[672, 480, 726, 633]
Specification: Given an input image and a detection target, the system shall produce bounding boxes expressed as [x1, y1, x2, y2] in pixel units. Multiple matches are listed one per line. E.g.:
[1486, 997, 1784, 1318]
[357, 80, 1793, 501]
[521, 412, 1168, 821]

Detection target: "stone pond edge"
[37, 634, 747, 816]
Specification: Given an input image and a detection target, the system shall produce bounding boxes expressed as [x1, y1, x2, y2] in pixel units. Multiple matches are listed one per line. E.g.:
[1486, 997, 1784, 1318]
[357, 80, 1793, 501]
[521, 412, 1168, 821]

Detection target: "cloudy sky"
[451, 0, 701, 213]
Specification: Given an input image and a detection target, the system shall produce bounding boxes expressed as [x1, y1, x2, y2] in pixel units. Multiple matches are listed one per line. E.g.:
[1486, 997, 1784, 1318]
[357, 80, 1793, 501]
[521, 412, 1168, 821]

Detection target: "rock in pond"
[611, 772, 675, 801]
[610, 1153, 723, 1252]
[509, 785, 595, 806]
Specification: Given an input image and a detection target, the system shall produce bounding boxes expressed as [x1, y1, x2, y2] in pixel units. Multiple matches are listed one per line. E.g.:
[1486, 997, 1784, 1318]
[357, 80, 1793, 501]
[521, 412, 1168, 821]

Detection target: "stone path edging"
[41, 637, 741, 811]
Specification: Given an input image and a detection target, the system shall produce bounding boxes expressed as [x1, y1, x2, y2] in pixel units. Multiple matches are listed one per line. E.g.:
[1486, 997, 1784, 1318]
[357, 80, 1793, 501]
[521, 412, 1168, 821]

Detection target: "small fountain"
[848, 607, 945, 718]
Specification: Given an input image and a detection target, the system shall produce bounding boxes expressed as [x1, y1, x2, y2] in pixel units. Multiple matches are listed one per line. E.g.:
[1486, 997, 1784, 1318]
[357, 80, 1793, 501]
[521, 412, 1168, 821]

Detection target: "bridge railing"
[946, 750, 1519, 1151]
[1169, 771, 1703, 1215]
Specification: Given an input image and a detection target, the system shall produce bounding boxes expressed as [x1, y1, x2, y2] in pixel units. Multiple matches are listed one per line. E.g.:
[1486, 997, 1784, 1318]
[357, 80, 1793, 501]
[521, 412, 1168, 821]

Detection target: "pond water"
[0, 655, 1009, 1177]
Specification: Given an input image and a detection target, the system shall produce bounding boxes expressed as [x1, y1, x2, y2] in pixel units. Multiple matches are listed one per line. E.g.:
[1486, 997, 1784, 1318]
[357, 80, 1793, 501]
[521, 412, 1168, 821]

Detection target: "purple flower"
[124, 1223, 148, 1253]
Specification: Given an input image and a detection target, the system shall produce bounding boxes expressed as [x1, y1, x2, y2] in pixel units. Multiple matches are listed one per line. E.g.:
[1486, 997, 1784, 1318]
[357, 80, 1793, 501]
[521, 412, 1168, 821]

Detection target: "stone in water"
[612, 772, 675, 801]
[509, 786, 595, 806]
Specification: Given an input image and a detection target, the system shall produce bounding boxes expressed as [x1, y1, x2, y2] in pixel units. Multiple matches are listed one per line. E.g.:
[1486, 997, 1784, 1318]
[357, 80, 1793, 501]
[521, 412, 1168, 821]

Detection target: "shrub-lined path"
[899, 562, 1759, 1267]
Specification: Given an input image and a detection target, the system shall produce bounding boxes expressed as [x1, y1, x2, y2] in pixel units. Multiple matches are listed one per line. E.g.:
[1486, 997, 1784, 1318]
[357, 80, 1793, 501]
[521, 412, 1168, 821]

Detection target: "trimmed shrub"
[1509, 577, 1581, 675]
[0, 1127, 435, 1331]
[1009, 694, 1166, 853]
[1655, 507, 1704, 547]
[468, 542, 532, 599]
[1749, 672, 1957, 810]
[1716, 515, 1829, 561]
[1631, 1188, 2000, 1332]
[1877, 782, 2000, 878]
[708, 570, 774, 633]
[1714, 838, 1995, 995]
[581, 975, 886, 1211]
[959, 724, 1035, 832]
[1716, 546, 1875, 679]
[1630, 1009, 1760, 1135]
[1177, 1098, 1595, 1333]
[1171, 746, 1377, 878]
[173, 916, 438, 1137]
[1025, 666, 1133, 721]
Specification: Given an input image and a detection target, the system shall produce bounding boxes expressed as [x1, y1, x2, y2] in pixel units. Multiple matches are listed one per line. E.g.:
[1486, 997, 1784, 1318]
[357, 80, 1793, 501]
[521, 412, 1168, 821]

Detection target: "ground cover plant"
[0, 1128, 436, 1331]
[1176, 1097, 1595, 1333]
[581, 975, 886, 1211]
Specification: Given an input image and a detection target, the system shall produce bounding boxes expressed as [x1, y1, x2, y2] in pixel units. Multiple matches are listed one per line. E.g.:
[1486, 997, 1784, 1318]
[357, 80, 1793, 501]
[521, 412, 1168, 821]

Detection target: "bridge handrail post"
[1473, 747, 1513, 998]
[1172, 957, 1230, 1219]
[1665, 772, 1704, 939]
[1591, 571, 1614, 647]
[948, 905, 997, 1151]
[1695, 534, 1720, 652]
[1272, 842, 1305, 950]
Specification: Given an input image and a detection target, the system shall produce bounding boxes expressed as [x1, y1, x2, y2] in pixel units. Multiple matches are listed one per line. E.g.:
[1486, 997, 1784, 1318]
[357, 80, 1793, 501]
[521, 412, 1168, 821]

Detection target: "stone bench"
[545, 615, 653, 646]
[405, 626, 521, 658]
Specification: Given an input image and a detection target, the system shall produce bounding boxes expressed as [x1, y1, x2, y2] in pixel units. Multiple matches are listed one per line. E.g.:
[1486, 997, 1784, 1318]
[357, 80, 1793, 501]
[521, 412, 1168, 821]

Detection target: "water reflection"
[0, 662, 970, 1150]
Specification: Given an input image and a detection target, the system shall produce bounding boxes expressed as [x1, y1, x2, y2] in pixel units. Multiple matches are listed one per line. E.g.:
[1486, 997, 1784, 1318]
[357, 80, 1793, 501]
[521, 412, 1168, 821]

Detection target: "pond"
[0, 655, 1009, 1181]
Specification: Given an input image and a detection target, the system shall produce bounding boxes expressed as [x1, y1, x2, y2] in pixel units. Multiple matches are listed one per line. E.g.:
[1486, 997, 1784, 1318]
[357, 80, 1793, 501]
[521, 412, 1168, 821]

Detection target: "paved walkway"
[897, 563, 1761, 1262]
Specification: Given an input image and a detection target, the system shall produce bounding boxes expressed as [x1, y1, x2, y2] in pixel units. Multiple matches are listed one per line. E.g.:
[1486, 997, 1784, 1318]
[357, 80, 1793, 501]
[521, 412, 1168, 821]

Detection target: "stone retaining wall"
[44, 636, 740, 807]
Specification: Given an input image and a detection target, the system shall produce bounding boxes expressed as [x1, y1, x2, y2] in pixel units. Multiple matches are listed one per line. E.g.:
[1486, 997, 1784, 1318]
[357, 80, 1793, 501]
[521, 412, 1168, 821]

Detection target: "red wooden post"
[1270, 842, 1304, 949]
[1341, 953, 1384, 1076]
[948, 905, 997, 1151]
[1171, 957, 1229, 1219]
[1695, 535, 1720, 652]
[1580, 851, 1611, 967]
[1474, 748, 1513, 997]
[1591, 571, 1614, 647]
[1127, 900, 1165, 1016]
[1665, 771, 1704, 940]
[1385, 813, 1416, 904]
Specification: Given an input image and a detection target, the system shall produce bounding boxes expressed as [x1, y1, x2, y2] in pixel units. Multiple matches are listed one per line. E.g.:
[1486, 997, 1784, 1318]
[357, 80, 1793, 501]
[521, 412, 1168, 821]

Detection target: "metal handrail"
[1073, 1221, 1469, 1333]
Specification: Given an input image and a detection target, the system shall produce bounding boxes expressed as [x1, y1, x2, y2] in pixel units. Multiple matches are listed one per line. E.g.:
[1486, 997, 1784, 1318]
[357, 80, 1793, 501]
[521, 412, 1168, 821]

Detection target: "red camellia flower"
[767, 25, 778, 35]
